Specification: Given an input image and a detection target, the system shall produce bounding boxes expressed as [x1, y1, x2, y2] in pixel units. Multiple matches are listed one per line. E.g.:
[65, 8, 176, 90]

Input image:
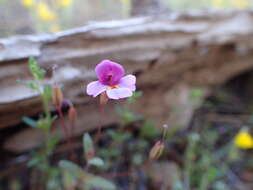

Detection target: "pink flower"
[86, 60, 136, 100]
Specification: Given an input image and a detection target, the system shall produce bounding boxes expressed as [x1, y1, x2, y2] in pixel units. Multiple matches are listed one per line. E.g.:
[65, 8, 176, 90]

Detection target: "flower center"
[109, 85, 119, 89]
[102, 74, 118, 86]
[106, 75, 112, 82]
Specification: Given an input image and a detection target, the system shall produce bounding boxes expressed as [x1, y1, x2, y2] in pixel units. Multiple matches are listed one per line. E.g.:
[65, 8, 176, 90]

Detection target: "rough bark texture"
[1, 10, 253, 152]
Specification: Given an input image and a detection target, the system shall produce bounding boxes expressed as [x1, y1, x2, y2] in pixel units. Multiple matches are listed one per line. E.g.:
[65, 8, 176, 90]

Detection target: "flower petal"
[119, 74, 136, 91]
[95, 60, 125, 86]
[86, 81, 107, 97]
[106, 88, 133, 99]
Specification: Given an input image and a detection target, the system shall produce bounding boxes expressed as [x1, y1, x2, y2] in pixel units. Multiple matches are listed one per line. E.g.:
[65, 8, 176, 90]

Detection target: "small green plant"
[22, 58, 116, 189]
[171, 126, 243, 190]
[59, 133, 116, 190]
[20, 57, 61, 189]
[17, 58, 170, 190]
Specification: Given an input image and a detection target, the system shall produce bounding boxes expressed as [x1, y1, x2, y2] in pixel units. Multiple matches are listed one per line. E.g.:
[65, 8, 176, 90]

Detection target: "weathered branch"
[2, 10, 253, 152]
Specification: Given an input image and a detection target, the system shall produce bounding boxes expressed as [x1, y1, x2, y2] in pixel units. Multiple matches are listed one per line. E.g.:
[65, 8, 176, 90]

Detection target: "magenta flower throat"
[86, 60, 136, 99]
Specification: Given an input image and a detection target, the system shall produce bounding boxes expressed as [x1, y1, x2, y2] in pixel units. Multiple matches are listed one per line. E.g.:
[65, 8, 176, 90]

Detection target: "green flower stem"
[184, 134, 199, 190]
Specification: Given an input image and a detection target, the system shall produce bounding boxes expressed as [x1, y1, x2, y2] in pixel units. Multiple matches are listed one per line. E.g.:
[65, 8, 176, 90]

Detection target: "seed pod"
[52, 85, 63, 108]
[100, 92, 109, 105]
[149, 141, 164, 160]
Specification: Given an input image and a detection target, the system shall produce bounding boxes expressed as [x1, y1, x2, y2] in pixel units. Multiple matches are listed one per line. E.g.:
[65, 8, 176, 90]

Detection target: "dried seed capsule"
[52, 85, 63, 108]
[149, 141, 164, 160]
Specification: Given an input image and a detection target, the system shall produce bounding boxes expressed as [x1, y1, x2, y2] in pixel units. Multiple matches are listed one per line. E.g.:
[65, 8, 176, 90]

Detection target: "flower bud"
[68, 106, 77, 124]
[149, 141, 164, 160]
[163, 124, 169, 129]
[52, 85, 63, 108]
[100, 92, 109, 105]
[86, 150, 95, 160]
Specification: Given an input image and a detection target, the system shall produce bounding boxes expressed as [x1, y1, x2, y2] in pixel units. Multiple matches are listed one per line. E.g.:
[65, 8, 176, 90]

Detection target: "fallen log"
[1, 10, 253, 152]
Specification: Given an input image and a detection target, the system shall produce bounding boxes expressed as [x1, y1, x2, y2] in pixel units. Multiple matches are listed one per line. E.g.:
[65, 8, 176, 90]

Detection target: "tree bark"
[1, 10, 253, 152]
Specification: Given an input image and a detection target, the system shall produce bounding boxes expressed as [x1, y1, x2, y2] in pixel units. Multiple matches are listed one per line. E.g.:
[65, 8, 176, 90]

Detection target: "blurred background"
[0, 0, 253, 37]
[2, 1, 253, 190]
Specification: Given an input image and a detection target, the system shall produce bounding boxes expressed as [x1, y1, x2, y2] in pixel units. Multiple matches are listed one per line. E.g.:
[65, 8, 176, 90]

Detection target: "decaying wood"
[2, 10, 253, 152]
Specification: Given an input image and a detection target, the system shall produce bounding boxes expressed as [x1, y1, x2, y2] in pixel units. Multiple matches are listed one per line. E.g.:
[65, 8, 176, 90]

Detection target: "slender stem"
[57, 106, 69, 139]
[162, 127, 168, 141]
[184, 134, 198, 190]
[199, 172, 209, 190]
[38, 85, 52, 186]
[95, 104, 105, 143]
[57, 106, 75, 161]
[69, 110, 77, 162]
[36, 79, 51, 120]
[95, 100, 155, 178]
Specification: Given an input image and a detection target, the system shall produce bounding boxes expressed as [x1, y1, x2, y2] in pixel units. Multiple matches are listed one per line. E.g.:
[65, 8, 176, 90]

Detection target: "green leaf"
[17, 80, 39, 91]
[28, 57, 46, 80]
[28, 57, 38, 73]
[62, 169, 76, 189]
[88, 157, 104, 167]
[115, 104, 143, 123]
[132, 153, 143, 166]
[47, 134, 60, 153]
[27, 156, 43, 168]
[27, 153, 48, 169]
[51, 115, 58, 121]
[37, 118, 51, 130]
[127, 91, 143, 104]
[59, 160, 86, 189]
[190, 88, 204, 99]
[115, 105, 124, 116]
[140, 120, 159, 138]
[47, 169, 61, 190]
[59, 160, 115, 189]
[207, 168, 219, 182]
[22, 117, 37, 128]
[25, 81, 39, 90]
[83, 133, 94, 160]
[85, 176, 116, 190]
[98, 148, 120, 158]
[122, 110, 142, 123]
[59, 160, 83, 178]
[43, 84, 52, 100]
[213, 181, 230, 190]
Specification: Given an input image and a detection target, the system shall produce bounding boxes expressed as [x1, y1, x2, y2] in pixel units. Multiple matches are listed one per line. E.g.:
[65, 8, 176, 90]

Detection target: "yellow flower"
[212, 0, 226, 8]
[120, 0, 129, 5]
[231, 0, 250, 9]
[58, 0, 73, 7]
[21, 0, 34, 8]
[50, 24, 61, 33]
[234, 130, 253, 149]
[37, 2, 56, 21]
